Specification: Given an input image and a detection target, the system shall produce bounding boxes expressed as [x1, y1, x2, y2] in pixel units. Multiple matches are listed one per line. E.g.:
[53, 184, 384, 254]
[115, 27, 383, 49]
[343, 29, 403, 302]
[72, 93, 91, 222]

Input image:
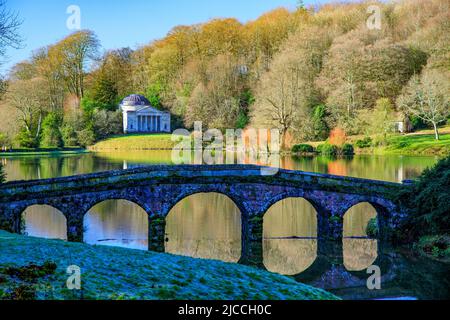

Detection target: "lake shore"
[2, 128, 449, 157]
[0, 230, 338, 300]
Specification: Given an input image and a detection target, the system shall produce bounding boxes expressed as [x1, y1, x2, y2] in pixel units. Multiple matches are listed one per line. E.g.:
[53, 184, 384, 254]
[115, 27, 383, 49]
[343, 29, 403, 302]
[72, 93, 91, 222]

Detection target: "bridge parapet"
[0, 165, 406, 203]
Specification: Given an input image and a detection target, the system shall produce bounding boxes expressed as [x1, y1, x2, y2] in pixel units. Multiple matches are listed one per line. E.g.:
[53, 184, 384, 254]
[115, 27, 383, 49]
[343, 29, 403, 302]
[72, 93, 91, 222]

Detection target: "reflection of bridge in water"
[0, 165, 409, 265]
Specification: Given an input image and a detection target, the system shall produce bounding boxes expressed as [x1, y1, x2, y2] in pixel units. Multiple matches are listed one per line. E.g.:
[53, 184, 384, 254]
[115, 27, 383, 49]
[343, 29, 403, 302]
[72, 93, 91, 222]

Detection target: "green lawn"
[0, 230, 338, 300]
[380, 133, 450, 156]
[89, 134, 180, 151]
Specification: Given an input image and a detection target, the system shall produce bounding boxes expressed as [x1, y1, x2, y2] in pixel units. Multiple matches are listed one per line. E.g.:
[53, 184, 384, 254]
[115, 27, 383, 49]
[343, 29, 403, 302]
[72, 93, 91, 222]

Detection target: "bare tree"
[6, 78, 49, 140]
[0, 0, 22, 58]
[398, 69, 450, 140]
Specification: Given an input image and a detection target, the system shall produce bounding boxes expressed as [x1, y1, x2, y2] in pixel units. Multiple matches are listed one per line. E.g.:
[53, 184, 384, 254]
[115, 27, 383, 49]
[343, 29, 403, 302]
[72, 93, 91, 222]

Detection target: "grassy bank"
[303, 127, 450, 156]
[88, 134, 178, 151]
[372, 133, 450, 156]
[0, 230, 337, 300]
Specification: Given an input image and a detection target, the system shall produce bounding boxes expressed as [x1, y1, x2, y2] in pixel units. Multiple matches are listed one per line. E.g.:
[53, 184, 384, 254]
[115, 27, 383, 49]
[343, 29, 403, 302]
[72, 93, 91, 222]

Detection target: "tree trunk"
[432, 122, 439, 140]
[35, 113, 43, 140]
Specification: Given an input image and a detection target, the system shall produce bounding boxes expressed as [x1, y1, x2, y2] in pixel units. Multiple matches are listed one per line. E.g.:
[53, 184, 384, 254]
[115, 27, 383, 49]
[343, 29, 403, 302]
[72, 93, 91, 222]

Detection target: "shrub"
[61, 124, 78, 147]
[0, 133, 11, 149]
[317, 143, 338, 155]
[366, 218, 379, 238]
[76, 129, 96, 148]
[16, 129, 38, 148]
[355, 137, 372, 149]
[292, 144, 314, 153]
[340, 143, 354, 155]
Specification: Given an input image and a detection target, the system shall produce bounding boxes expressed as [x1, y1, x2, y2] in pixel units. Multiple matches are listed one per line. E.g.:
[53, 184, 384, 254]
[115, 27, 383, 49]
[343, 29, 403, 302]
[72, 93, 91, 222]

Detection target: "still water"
[3, 152, 448, 300]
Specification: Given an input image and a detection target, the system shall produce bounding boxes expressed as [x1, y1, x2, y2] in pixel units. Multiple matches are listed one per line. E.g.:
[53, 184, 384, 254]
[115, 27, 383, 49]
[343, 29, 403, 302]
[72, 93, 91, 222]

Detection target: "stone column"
[239, 213, 264, 267]
[0, 205, 22, 234]
[66, 214, 84, 243]
[148, 215, 166, 252]
[326, 209, 344, 265]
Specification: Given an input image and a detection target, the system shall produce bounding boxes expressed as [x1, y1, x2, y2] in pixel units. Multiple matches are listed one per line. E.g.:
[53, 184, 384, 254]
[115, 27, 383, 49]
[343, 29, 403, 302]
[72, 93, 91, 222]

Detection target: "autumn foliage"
[329, 128, 347, 147]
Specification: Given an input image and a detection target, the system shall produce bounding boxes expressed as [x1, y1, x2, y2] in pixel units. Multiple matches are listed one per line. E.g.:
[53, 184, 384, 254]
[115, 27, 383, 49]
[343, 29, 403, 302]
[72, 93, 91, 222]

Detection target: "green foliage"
[16, 129, 38, 148]
[89, 72, 118, 111]
[76, 129, 96, 148]
[410, 115, 428, 130]
[80, 97, 112, 112]
[93, 110, 123, 140]
[40, 113, 63, 148]
[0, 133, 10, 149]
[355, 137, 372, 149]
[366, 218, 379, 238]
[312, 105, 329, 141]
[317, 143, 338, 156]
[146, 83, 163, 109]
[292, 144, 314, 153]
[416, 235, 450, 260]
[235, 110, 249, 129]
[396, 156, 450, 242]
[340, 143, 354, 155]
[61, 124, 78, 147]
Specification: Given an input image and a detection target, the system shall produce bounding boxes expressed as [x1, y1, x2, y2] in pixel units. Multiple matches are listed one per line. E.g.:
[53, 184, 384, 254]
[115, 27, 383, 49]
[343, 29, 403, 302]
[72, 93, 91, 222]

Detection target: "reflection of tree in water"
[84, 200, 148, 250]
[343, 239, 378, 271]
[263, 198, 318, 275]
[22, 205, 67, 240]
[343, 202, 378, 271]
[264, 239, 317, 275]
[165, 193, 241, 262]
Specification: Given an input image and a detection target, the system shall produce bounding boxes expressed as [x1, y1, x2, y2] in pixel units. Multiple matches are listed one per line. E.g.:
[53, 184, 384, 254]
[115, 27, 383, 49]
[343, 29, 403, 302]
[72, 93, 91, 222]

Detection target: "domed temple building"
[120, 94, 171, 133]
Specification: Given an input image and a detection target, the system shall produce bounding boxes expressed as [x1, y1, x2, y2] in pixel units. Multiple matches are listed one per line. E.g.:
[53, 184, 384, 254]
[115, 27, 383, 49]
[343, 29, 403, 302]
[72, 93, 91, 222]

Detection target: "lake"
[1, 152, 448, 300]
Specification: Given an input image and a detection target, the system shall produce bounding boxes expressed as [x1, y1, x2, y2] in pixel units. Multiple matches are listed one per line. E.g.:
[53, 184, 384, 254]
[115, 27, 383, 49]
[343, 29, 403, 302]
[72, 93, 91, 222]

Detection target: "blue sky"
[2, 0, 334, 73]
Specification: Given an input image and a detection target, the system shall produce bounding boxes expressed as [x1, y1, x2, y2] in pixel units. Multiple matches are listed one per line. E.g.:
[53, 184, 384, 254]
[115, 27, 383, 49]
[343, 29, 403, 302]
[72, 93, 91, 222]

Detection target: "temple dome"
[121, 94, 151, 107]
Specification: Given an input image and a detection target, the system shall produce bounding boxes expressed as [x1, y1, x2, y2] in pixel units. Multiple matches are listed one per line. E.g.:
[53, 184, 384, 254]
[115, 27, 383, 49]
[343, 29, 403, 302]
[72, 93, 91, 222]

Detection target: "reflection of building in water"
[263, 198, 318, 275]
[343, 202, 378, 271]
[84, 199, 148, 250]
[22, 204, 67, 240]
[165, 193, 242, 263]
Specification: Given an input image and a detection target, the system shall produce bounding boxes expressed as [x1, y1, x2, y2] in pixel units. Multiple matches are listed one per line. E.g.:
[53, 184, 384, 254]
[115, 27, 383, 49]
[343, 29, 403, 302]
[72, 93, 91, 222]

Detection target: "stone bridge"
[0, 165, 409, 265]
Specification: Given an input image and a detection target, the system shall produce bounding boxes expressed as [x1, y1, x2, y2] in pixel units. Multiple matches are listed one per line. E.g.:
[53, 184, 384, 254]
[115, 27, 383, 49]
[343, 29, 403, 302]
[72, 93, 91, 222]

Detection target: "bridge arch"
[165, 192, 242, 262]
[339, 197, 395, 241]
[259, 192, 326, 219]
[83, 199, 149, 250]
[20, 204, 67, 240]
[82, 194, 152, 218]
[262, 197, 318, 275]
[343, 202, 379, 271]
[162, 187, 247, 218]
